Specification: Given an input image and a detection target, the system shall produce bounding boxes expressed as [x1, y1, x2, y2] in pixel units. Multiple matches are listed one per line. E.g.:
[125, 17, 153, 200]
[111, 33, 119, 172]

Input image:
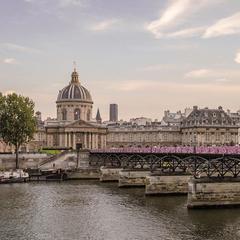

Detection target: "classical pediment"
[65, 120, 99, 129]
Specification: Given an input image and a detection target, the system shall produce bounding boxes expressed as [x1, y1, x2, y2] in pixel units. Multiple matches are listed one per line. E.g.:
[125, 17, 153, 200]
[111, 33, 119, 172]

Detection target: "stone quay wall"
[187, 177, 240, 208]
[67, 168, 100, 180]
[0, 153, 49, 170]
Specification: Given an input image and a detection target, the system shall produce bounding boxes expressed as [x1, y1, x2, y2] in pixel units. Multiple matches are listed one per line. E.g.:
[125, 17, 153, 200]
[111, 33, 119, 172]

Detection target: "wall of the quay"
[118, 170, 150, 187]
[145, 174, 191, 195]
[0, 153, 49, 170]
[187, 177, 240, 208]
[67, 168, 100, 179]
[100, 167, 123, 182]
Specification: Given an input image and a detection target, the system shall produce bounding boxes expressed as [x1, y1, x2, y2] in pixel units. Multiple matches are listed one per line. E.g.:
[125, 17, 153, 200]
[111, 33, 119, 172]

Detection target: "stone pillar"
[88, 133, 91, 149]
[73, 133, 76, 149]
[118, 169, 151, 187]
[59, 133, 61, 147]
[66, 133, 68, 147]
[101, 135, 104, 149]
[91, 133, 95, 149]
[145, 173, 191, 195]
[96, 134, 99, 149]
[68, 133, 71, 148]
[94, 133, 97, 149]
[64, 133, 67, 147]
[100, 166, 123, 182]
[187, 177, 240, 208]
[84, 133, 87, 149]
[93, 133, 96, 149]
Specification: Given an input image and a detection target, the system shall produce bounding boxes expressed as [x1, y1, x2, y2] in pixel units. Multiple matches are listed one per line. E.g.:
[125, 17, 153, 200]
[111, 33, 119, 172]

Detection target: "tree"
[0, 93, 37, 169]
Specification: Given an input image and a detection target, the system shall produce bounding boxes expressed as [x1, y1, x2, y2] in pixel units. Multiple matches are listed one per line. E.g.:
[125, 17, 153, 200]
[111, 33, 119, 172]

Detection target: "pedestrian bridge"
[89, 146, 240, 178]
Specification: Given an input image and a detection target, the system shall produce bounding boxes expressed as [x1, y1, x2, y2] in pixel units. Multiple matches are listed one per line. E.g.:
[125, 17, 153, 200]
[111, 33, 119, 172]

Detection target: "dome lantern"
[71, 68, 80, 85]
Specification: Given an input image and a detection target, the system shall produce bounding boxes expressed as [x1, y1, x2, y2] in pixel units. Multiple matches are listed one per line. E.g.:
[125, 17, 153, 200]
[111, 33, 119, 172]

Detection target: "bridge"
[35, 146, 240, 208]
[89, 147, 240, 208]
[89, 146, 240, 178]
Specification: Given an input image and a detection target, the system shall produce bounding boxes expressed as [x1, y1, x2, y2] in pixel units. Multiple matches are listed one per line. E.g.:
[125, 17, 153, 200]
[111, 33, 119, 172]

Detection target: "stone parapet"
[0, 153, 49, 170]
[118, 169, 150, 187]
[187, 177, 240, 208]
[145, 173, 191, 195]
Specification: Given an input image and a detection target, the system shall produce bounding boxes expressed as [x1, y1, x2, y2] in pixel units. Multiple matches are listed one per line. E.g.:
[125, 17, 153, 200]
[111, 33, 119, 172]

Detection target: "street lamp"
[76, 143, 82, 168]
[193, 130, 197, 154]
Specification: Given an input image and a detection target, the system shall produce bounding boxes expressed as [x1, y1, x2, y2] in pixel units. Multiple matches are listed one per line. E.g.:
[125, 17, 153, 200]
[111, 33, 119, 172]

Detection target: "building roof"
[96, 108, 102, 122]
[57, 69, 93, 103]
[182, 106, 236, 127]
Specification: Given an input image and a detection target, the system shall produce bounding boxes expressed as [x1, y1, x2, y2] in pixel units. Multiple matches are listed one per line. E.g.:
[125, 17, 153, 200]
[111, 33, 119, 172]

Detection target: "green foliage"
[0, 93, 37, 168]
[39, 149, 61, 155]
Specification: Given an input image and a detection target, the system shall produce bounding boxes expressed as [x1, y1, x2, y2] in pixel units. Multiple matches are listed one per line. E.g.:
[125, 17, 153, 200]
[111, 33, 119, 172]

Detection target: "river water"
[0, 181, 240, 240]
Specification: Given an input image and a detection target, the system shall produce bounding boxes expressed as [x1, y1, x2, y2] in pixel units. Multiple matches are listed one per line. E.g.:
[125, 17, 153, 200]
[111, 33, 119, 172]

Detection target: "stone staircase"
[39, 150, 77, 170]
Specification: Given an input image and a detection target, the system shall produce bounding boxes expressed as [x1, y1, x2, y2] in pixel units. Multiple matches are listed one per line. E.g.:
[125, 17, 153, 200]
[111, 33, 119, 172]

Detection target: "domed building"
[56, 69, 93, 122]
[45, 68, 107, 150]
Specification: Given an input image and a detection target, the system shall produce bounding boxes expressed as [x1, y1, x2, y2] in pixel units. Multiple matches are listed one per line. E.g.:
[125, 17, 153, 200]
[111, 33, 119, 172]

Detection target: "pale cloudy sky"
[1, 0, 240, 121]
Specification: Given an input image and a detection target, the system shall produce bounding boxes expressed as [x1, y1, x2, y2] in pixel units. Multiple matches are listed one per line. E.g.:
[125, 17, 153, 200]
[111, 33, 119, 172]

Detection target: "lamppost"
[193, 129, 197, 154]
[76, 143, 82, 168]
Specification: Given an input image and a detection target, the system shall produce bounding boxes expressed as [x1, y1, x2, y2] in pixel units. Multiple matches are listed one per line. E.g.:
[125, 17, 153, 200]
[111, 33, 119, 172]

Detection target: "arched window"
[74, 108, 81, 120]
[87, 110, 91, 121]
[62, 109, 67, 120]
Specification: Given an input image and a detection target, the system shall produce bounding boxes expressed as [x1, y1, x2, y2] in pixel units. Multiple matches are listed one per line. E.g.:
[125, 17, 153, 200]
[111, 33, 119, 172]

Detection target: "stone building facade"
[45, 68, 107, 150]
[1, 76, 240, 152]
[181, 106, 238, 146]
[107, 124, 181, 148]
[106, 106, 239, 148]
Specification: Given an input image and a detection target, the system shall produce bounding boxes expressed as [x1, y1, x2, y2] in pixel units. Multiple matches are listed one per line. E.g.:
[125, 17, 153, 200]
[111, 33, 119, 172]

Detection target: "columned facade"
[45, 68, 107, 150]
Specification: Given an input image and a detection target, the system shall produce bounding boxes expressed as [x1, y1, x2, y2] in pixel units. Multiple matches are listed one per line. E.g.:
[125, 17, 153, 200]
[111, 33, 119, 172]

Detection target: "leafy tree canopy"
[0, 93, 37, 168]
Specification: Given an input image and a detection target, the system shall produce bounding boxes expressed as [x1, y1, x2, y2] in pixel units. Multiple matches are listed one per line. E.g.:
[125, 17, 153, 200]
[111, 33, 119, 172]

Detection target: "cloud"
[215, 78, 229, 83]
[235, 51, 240, 64]
[203, 12, 240, 38]
[166, 26, 205, 38]
[184, 68, 240, 82]
[185, 69, 213, 78]
[1, 43, 42, 54]
[58, 0, 85, 8]
[146, 0, 231, 39]
[108, 78, 240, 94]
[118, 80, 158, 91]
[89, 19, 120, 32]
[146, 0, 193, 38]
[145, 0, 216, 39]
[2, 58, 17, 64]
[24, 0, 85, 7]
[139, 64, 177, 72]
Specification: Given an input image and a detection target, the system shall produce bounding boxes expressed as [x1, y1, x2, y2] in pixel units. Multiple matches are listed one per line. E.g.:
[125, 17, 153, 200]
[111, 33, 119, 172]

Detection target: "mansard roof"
[181, 106, 236, 127]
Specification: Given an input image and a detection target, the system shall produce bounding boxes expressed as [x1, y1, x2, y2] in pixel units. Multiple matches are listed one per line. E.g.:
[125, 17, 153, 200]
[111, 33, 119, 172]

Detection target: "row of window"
[184, 120, 234, 125]
[62, 108, 91, 121]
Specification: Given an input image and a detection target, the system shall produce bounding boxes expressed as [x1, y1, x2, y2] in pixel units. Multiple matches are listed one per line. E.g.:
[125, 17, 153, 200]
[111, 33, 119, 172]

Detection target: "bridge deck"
[89, 147, 240, 178]
[91, 146, 240, 155]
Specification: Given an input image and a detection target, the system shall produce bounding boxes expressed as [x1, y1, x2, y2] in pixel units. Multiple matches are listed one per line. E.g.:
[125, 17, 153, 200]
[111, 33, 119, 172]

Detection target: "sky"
[1, 0, 240, 121]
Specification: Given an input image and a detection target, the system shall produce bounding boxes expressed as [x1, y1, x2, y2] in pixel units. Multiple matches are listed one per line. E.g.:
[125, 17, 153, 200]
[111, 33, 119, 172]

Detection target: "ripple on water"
[0, 181, 240, 240]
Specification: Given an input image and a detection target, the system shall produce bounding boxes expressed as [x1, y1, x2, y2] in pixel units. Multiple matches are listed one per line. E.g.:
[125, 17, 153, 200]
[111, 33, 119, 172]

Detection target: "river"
[0, 181, 240, 240]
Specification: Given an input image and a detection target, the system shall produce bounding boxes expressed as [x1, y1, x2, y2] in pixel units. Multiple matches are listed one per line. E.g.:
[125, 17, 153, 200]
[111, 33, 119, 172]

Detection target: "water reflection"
[0, 181, 240, 240]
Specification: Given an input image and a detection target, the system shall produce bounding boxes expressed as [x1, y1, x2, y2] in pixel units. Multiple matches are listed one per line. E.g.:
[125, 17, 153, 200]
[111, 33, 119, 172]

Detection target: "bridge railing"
[91, 146, 240, 155]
